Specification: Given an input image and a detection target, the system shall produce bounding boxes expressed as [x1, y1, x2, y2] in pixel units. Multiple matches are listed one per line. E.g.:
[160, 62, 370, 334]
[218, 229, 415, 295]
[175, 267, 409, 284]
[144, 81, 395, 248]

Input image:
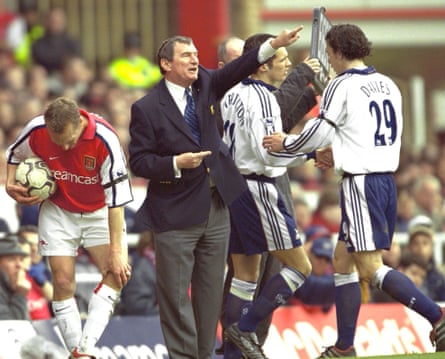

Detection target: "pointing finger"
[199, 151, 212, 158]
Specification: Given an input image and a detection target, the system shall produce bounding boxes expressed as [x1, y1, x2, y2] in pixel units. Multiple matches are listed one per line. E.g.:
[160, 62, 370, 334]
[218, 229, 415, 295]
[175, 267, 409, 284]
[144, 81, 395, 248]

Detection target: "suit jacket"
[129, 47, 265, 232]
[274, 62, 318, 132]
[273, 62, 318, 213]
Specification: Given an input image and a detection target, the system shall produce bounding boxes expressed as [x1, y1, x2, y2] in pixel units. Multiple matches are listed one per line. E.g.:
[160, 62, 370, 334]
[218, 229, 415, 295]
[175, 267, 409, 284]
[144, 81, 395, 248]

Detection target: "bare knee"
[275, 247, 312, 277]
[52, 273, 76, 299]
[296, 259, 312, 278]
[233, 265, 261, 283]
[232, 253, 262, 283]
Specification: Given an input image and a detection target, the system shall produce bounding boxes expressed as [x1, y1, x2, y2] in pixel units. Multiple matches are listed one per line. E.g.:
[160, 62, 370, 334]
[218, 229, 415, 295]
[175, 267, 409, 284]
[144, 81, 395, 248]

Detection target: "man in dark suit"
[128, 26, 304, 359]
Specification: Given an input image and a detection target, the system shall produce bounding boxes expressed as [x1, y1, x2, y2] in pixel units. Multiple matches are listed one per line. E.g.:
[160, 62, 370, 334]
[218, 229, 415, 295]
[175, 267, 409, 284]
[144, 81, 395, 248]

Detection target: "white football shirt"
[221, 79, 308, 177]
[284, 66, 403, 174]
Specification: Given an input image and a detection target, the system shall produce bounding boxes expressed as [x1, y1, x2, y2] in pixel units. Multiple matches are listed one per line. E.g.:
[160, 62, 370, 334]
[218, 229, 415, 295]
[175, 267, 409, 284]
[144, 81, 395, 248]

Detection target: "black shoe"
[225, 323, 268, 359]
[317, 346, 356, 358]
[430, 308, 445, 352]
[215, 334, 248, 358]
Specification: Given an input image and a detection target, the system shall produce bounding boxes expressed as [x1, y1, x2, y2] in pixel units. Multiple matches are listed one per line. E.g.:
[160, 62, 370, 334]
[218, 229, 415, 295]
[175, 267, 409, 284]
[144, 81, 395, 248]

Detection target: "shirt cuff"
[258, 39, 276, 63]
[306, 151, 316, 160]
[173, 156, 181, 178]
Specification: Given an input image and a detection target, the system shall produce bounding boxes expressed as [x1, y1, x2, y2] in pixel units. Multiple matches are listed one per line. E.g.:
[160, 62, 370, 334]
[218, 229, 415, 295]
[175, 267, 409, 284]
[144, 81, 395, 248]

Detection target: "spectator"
[306, 236, 334, 276]
[16, 203, 39, 226]
[418, 144, 439, 177]
[115, 230, 158, 316]
[0, 100, 16, 140]
[0, 0, 15, 42]
[412, 174, 444, 231]
[408, 213, 434, 229]
[17, 225, 53, 312]
[5, 0, 43, 67]
[394, 148, 420, 190]
[395, 187, 416, 233]
[0, 233, 30, 319]
[31, 7, 81, 74]
[288, 157, 322, 191]
[27, 64, 50, 101]
[214, 36, 245, 137]
[293, 197, 313, 232]
[309, 183, 341, 234]
[216, 36, 245, 69]
[80, 78, 111, 115]
[15, 94, 42, 127]
[303, 225, 332, 251]
[0, 237, 66, 358]
[20, 334, 68, 359]
[107, 32, 161, 90]
[17, 232, 52, 320]
[0, 44, 15, 78]
[49, 55, 93, 99]
[435, 152, 445, 198]
[406, 221, 445, 302]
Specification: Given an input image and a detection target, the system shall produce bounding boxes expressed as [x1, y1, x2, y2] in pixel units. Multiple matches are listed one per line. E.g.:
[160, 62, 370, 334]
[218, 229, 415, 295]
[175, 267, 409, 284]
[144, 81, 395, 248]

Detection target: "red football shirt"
[7, 109, 133, 213]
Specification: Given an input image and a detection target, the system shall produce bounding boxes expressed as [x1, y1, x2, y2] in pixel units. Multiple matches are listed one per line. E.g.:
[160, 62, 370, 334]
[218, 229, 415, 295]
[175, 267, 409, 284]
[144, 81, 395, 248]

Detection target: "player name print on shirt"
[360, 80, 391, 97]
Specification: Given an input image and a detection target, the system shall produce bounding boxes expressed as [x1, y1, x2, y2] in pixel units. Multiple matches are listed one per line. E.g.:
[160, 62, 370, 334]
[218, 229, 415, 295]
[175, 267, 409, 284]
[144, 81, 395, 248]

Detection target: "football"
[15, 157, 57, 200]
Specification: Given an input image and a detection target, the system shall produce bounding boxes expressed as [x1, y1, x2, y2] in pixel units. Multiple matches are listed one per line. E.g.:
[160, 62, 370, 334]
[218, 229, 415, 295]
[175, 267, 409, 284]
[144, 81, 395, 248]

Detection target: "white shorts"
[38, 200, 124, 256]
[229, 175, 300, 255]
[339, 173, 396, 252]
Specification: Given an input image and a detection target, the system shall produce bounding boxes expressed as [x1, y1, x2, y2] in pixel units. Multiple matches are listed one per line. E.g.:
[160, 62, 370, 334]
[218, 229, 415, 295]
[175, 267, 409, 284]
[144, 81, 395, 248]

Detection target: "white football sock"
[78, 283, 119, 353]
[52, 297, 82, 351]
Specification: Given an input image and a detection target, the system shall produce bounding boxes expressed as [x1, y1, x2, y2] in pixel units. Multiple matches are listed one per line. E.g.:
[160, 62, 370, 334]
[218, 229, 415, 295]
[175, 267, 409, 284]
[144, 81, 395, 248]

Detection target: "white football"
[15, 157, 57, 200]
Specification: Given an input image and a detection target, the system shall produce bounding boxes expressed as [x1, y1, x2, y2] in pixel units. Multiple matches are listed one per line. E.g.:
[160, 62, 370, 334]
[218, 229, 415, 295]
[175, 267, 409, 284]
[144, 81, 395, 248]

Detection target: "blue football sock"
[225, 278, 256, 358]
[334, 273, 361, 350]
[375, 266, 442, 324]
[238, 266, 305, 332]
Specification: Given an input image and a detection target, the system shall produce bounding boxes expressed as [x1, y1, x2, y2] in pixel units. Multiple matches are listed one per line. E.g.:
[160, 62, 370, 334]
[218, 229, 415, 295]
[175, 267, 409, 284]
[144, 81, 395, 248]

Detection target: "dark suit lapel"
[157, 80, 197, 143]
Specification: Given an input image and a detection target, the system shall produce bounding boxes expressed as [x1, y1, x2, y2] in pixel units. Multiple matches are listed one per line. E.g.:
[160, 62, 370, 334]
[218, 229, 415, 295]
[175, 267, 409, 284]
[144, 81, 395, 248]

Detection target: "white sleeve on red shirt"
[6, 116, 43, 164]
[96, 122, 133, 208]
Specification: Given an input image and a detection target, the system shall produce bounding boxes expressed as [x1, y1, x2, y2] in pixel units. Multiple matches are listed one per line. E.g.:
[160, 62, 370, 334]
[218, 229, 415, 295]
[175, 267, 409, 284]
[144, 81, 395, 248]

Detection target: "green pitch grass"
[363, 353, 443, 359]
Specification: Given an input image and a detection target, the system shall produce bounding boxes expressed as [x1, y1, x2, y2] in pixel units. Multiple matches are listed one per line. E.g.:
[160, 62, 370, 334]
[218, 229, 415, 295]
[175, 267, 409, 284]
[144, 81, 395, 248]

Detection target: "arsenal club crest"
[84, 155, 96, 170]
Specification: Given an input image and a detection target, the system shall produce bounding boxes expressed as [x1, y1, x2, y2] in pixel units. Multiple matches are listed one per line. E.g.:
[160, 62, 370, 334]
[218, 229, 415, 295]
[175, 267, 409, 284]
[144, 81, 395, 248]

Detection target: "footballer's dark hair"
[325, 24, 372, 61]
[243, 33, 276, 67]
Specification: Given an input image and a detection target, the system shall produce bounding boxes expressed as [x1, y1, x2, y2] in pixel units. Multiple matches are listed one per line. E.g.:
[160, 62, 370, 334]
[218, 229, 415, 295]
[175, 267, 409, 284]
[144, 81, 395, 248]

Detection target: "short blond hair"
[44, 97, 80, 133]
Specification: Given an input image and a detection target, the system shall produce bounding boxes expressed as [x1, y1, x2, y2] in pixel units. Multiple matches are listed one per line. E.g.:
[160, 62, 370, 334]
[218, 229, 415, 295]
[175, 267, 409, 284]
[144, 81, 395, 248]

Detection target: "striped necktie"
[184, 88, 200, 144]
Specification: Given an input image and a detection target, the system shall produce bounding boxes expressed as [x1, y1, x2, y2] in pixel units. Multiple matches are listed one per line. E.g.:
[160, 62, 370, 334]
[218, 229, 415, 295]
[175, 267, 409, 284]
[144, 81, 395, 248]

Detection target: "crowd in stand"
[0, 0, 445, 326]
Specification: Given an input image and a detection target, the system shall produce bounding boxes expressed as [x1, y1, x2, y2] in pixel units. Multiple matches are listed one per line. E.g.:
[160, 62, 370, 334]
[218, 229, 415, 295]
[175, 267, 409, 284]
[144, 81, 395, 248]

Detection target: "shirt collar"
[80, 109, 96, 140]
[242, 77, 277, 91]
[165, 79, 189, 102]
[340, 66, 376, 76]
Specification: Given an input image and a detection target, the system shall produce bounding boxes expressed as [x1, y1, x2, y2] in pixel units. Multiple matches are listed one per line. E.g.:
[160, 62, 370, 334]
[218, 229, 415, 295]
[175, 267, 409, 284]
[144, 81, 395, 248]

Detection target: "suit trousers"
[154, 192, 230, 359]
